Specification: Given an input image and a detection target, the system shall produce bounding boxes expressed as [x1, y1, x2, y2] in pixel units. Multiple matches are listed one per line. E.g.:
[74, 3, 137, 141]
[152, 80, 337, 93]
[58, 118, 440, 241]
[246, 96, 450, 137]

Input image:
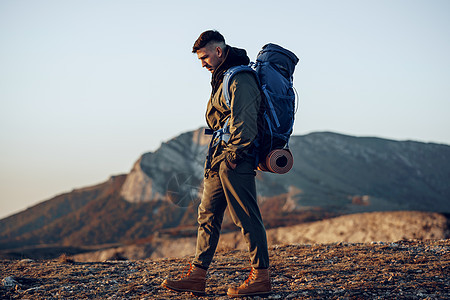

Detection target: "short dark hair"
[192, 30, 225, 53]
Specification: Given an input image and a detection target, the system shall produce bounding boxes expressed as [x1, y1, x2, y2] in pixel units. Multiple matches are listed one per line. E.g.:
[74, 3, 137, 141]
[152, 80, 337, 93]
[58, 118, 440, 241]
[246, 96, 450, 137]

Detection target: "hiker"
[162, 30, 272, 297]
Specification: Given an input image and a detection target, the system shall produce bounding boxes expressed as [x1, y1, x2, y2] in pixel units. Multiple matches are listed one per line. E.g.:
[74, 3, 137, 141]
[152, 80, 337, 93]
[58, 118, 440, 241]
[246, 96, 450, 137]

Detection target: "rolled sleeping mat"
[257, 149, 293, 174]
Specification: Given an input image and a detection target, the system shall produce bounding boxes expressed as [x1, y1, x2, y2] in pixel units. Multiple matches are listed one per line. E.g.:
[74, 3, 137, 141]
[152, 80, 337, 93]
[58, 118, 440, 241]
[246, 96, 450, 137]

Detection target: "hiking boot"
[161, 263, 207, 296]
[227, 267, 272, 297]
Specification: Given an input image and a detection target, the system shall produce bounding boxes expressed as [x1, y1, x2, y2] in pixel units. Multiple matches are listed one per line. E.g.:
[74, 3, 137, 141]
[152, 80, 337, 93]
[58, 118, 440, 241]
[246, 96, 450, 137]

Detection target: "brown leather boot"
[227, 267, 272, 297]
[161, 264, 207, 295]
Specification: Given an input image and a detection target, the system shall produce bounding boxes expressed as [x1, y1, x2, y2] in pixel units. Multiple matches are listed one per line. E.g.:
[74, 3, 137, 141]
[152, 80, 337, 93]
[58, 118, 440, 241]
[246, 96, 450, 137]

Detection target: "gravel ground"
[1, 239, 449, 299]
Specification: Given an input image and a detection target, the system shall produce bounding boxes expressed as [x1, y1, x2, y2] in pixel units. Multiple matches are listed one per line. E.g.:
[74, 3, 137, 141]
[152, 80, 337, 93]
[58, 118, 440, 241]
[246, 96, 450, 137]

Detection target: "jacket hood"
[211, 46, 250, 95]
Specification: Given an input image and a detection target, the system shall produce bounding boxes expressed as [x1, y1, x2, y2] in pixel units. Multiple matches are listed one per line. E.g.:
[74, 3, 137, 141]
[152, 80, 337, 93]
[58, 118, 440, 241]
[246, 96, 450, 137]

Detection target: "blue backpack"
[222, 43, 299, 172]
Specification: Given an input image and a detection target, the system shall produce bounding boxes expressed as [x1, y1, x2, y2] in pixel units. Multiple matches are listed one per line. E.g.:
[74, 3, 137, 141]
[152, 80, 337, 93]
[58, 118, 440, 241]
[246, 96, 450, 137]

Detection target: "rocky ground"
[1, 239, 449, 299]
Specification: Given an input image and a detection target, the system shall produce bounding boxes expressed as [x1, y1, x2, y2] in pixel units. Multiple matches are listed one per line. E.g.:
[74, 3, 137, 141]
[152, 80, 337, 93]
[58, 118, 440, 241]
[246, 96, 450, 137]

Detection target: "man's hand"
[225, 159, 237, 170]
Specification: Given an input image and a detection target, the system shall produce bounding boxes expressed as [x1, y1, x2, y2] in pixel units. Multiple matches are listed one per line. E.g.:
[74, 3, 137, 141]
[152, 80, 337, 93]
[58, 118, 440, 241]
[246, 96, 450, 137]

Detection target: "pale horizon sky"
[1, 0, 449, 219]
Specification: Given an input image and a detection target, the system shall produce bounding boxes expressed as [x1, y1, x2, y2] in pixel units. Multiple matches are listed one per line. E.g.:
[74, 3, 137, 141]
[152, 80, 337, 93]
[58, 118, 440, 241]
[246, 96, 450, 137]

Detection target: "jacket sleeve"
[224, 72, 262, 165]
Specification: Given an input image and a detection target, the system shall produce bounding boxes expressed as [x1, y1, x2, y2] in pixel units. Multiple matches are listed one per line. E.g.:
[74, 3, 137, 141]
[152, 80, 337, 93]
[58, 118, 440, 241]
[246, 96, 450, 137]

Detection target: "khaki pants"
[193, 159, 269, 269]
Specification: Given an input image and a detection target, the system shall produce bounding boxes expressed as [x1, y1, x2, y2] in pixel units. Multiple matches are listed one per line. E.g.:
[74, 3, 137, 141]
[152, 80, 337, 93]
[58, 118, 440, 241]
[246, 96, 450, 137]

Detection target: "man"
[161, 30, 272, 297]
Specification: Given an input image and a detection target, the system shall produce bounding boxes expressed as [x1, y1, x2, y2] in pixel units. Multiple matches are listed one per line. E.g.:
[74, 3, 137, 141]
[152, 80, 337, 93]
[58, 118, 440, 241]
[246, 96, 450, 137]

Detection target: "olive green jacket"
[206, 71, 262, 171]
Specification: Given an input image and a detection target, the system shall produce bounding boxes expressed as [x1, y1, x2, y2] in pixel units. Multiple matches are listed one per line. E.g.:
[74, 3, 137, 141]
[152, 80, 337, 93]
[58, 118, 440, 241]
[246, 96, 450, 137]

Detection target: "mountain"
[119, 128, 450, 213]
[1, 129, 449, 254]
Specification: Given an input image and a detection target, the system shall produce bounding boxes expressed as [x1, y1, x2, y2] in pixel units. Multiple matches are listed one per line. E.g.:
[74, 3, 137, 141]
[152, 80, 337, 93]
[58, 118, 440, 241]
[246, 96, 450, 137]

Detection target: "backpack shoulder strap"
[223, 65, 257, 108]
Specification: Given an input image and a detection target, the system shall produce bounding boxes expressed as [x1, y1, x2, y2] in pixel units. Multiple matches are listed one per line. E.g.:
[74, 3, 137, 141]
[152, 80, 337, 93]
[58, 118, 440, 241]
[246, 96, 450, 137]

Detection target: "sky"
[1, 0, 449, 219]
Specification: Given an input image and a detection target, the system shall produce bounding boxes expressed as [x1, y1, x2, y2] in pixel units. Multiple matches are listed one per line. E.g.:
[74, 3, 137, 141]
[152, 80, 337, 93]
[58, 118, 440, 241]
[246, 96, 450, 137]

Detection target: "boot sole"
[161, 282, 206, 296]
[227, 290, 272, 298]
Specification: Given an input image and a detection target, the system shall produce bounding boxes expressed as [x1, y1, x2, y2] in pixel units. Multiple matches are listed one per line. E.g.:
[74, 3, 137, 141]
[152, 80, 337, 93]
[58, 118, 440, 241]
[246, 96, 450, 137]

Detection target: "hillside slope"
[66, 211, 449, 262]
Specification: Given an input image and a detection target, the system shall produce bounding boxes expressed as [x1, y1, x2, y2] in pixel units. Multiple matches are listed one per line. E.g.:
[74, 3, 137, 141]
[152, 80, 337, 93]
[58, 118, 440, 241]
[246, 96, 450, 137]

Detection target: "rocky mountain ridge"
[120, 128, 450, 212]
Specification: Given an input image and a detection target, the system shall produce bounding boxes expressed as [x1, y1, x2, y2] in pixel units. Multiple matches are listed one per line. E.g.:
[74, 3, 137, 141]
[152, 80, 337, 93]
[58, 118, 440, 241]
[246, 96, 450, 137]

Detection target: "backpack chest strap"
[204, 118, 231, 169]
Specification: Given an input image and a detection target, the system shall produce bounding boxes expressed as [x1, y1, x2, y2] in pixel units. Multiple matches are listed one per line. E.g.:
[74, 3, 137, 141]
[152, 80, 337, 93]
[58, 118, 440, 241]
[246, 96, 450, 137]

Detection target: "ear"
[216, 46, 224, 58]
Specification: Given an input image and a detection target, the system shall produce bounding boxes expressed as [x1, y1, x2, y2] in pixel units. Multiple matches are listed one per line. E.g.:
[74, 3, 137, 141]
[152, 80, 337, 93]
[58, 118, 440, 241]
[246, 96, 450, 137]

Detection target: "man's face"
[196, 44, 224, 73]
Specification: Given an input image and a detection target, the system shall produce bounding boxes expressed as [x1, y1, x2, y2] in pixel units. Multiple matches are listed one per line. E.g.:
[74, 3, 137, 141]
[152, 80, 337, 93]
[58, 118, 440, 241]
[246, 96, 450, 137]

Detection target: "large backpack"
[222, 43, 299, 173]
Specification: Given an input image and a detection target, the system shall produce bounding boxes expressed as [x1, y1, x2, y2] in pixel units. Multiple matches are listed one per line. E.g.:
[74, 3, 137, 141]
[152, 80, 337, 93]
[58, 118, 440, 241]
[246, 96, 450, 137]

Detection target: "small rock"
[2, 276, 19, 288]
[24, 286, 42, 293]
[273, 276, 285, 282]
